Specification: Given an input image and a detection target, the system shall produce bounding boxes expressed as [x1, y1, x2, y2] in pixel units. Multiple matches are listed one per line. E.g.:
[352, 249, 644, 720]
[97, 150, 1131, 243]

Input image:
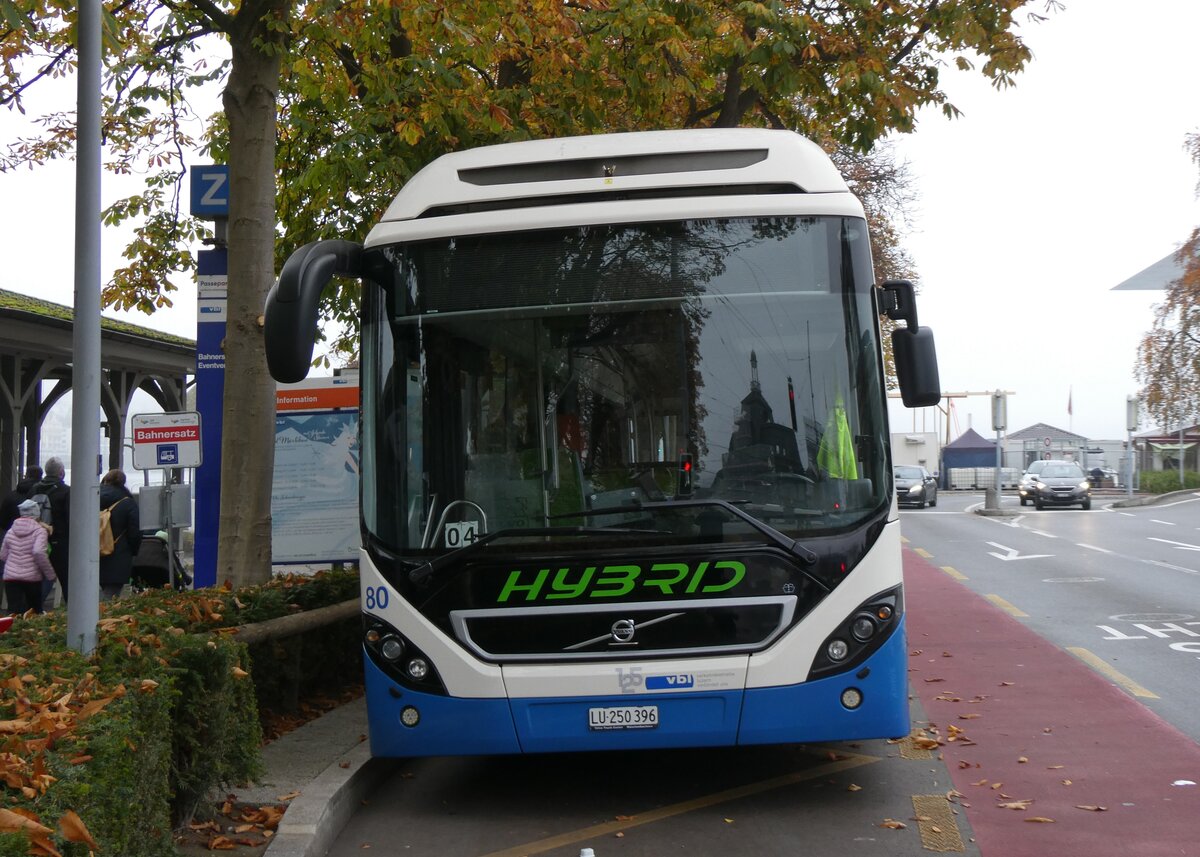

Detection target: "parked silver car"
[1030, 461, 1092, 510]
[1017, 459, 1050, 506]
[894, 465, 937, 508]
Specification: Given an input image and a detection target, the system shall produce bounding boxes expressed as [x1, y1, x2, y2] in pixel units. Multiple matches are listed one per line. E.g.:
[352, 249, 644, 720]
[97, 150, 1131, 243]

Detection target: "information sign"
[132, 412, 203, 470]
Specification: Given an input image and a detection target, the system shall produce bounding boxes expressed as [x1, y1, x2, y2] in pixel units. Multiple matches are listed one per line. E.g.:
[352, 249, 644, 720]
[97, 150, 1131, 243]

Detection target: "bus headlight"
[827, 639, 849, 661]
[841, 687, 864, 710]
[400, 706, 420, 727]
[851, 615, 877, 642]
[809, 586, 903, 680]
[380, 636, 405, 661]
[362, 617, 447, 695]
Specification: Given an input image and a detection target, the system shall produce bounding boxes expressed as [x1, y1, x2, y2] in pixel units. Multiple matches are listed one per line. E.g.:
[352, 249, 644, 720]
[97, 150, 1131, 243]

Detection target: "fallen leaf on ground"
[1075, 805, 1107, 812]
[1025, 817, 1055, 823]
[0, 809, 52, 836]
[879, 819, 907, 829]
[57, 811, 98, 849]
[997, 799, 1033, 810]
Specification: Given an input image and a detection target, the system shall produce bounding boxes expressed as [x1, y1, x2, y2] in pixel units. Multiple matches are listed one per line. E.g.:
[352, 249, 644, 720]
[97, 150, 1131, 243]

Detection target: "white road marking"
[1145, 559, 1200, 576]
[1031, 530, 1057, 538]
[1151, 519, 1176, 526]
[986, 542, 1052, 561]
[1077, 543, 1112, 553]
[1148, 537, 1200, 552]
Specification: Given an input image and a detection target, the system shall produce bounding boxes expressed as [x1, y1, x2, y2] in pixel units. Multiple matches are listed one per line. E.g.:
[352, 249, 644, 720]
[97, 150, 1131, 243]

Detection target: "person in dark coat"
[30, 458, 70, 603]
[99, 469, 141, 602]
[1, 465, 43, 533]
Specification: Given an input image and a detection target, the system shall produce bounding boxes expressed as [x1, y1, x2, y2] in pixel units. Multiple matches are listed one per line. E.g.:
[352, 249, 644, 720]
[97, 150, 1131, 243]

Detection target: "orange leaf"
[1025, 817, 1056, 823]
[879, 818, 907, 829]
[28, 836, 62, 857]
[58, 810, 99, 849]
[0, 808, 53, 836]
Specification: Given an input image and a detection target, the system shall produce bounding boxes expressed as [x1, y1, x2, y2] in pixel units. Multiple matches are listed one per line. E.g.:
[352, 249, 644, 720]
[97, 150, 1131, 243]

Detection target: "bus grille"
[449, 596, 796, 663]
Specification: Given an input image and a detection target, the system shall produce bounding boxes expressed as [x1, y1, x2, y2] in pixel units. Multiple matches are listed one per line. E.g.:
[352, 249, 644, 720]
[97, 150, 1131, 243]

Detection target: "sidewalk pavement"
[231, 697, 394, 857]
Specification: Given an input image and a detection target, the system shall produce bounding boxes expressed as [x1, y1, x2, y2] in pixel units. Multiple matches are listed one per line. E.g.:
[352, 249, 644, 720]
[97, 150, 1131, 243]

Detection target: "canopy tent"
[942, 428, 997, 469]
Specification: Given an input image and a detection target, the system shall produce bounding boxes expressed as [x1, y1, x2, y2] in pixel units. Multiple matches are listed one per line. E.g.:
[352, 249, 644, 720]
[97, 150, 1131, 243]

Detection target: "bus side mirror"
[880, 280, 940, 408]
[265, 240, 363, 383]
[892, 326, 940, 407]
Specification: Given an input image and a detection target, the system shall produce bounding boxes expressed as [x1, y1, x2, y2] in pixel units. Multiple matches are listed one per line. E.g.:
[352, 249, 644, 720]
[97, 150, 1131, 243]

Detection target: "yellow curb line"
[1067, 647, 1159, 699]
[984, 594, 1028, 617]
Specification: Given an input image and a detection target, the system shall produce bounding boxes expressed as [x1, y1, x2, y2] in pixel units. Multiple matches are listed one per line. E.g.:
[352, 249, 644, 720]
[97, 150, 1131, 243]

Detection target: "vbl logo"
[646, 674, 695, 690]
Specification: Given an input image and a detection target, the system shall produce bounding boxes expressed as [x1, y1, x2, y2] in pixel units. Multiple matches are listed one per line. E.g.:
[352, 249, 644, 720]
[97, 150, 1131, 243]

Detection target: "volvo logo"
[611, 619, 637, 643]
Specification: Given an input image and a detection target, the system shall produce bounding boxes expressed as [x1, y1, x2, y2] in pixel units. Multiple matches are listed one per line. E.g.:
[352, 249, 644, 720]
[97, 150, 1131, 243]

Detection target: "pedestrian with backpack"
[98, 469, 141, 602]
[1, 499, 56, 615]
[30, 458, 70, 604]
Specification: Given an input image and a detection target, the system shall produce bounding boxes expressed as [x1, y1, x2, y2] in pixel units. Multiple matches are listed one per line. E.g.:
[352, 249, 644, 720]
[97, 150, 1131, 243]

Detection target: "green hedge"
[0, 568, 360, 855]
[1139, 469, 1200, 493]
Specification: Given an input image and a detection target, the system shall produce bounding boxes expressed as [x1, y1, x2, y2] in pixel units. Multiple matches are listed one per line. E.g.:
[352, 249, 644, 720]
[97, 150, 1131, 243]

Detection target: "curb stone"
[264, 740, 395, 857]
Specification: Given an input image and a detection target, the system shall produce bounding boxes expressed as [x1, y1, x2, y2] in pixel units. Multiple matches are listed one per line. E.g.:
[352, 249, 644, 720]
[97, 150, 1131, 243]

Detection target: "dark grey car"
[1031, 462, 1092, 510]
[894, 465, 937, 508]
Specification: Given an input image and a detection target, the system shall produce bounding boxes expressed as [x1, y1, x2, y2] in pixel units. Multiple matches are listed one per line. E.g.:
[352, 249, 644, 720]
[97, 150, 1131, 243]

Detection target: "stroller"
[131, 530, 192, 592]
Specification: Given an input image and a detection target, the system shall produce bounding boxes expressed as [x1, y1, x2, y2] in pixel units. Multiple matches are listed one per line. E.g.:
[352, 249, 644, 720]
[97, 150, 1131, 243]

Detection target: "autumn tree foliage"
[1136, 131, 1200, 432]
[2, 0, 1050, 584]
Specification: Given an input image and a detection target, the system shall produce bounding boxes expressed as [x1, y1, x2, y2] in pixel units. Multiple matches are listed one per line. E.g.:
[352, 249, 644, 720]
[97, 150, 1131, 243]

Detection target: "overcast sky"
[2, 0, 1198, 443]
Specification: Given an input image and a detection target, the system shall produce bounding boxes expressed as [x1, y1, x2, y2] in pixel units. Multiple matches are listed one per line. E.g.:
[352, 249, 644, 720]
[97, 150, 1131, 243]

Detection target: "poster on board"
[272, 376, 360, 564]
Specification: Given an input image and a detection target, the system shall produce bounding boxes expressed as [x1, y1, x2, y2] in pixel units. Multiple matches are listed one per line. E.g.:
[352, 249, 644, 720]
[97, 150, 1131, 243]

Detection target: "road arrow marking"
[1149, 537, 1200, 552]
[986, 541, 1052, 561]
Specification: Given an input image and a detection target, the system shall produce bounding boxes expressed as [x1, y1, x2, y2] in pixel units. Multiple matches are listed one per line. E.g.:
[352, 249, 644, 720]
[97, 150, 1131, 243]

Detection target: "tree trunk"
[217, 13, 285, 589]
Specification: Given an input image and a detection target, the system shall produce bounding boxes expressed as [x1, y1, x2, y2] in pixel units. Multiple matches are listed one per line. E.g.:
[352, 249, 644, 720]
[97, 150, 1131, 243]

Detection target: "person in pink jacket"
[1, 499, 56, 615]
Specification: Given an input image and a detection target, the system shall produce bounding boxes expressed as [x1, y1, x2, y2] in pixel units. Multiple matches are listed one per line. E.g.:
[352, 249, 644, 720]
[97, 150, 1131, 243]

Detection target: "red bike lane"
[904, 548, 1200, 857]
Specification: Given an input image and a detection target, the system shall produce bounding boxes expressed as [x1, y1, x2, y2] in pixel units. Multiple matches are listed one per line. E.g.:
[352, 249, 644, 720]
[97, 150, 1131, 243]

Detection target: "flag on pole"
[1067, 387, 1073, 417]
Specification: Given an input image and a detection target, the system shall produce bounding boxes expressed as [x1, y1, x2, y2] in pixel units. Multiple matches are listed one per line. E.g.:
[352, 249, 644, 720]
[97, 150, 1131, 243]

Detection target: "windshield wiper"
[409, 526, 664, 585]
[550, 499, 818, 566]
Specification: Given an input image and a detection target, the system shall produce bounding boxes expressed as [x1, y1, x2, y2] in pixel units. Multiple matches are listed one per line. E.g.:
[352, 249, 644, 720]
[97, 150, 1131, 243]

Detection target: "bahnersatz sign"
[132, 412, 203, 470]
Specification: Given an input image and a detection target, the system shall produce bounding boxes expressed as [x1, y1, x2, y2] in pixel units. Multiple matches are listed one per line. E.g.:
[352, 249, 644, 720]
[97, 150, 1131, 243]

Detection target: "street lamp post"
[1126, 395, 1138, 499]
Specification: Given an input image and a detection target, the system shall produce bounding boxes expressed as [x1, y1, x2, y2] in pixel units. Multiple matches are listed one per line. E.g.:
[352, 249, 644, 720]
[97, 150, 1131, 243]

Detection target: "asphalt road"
[896, 489, 1200, 744]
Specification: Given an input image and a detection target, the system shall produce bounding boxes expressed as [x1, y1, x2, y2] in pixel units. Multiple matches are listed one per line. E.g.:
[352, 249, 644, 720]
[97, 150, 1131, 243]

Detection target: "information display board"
[272, 376, 360, 564]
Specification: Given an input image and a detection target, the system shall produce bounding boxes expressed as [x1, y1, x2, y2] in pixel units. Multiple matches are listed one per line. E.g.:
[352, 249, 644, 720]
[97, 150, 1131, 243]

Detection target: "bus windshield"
[361, 216, 888, 556]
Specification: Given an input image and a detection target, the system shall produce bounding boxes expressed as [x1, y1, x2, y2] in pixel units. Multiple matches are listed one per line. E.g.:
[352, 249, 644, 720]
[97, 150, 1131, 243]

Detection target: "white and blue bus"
[264, 129, 939, 756]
